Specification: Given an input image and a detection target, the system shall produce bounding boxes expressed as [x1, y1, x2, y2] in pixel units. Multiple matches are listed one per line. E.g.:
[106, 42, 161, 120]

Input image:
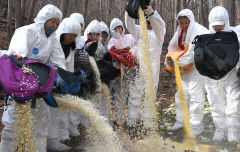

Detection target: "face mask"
[112, 32, 122, 39]
[44, 24, 56, 37]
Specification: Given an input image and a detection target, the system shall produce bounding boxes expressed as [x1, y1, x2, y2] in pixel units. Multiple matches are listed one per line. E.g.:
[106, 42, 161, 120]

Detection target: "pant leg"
[174, 74, 190, 125]
[112, 79, 127, 125]
[90, 92, 109, 119]
[225, 72, 240, 142]
[187, 70, 206, 135]
[68, 110, 81, 131]
[205, 77, 227, 137]
[56, 109, 70, 141]
[0, 98, 50, 152]
[127, 75, 144, 127]
[0, 98, 17, 152]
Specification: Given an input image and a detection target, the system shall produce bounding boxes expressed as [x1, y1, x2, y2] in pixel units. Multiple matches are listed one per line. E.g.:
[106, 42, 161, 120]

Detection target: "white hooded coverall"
[125, 11, 166, 128]
[168, 9, 208, 135]
[47, 17, 81, 151]
[205, 6, 240, 142]
[68, 12, 88, 134]
[84, 20, 106, 61]
[83, 20, 109, 119]
[108, 18, 138, 126]
[70, 13, 86, 50]
[0, 4, 65, 152]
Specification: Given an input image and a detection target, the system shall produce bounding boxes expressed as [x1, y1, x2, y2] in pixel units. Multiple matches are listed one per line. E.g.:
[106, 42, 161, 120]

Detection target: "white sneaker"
[212, 128, 226, 141]
[171, 122, 183, 131]
[47, 138, 71, 151]
[69, 128, 80, 137]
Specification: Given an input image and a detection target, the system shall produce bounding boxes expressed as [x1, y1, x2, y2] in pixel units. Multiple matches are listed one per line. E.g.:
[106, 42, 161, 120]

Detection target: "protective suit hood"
[100, 21, 110, 44]
[208, 6, 231, 33]
[177, 9, 195, 31]
[110, 18, 126, 39]
[34, 4, 62, 24]
[84, 20, 101, 39]
[56, 18, 81, 38]
[70, 13, 85, 30]
[100, 21, 109, 35]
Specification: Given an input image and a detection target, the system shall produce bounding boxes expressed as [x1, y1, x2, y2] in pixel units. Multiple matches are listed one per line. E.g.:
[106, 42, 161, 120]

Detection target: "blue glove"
[53, 73, 69, 94]
[43, 93, 58, 108]
[69, 70, 87, 93]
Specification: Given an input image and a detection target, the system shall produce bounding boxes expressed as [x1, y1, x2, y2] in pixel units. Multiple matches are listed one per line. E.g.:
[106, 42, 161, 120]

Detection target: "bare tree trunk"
[152, 0, 156, 10]
[228, 0, 236, 25]
[60, 0, 70, 18]
[176, 0, 181, 15]
[26, 0, 36, 24]
[219, 0, 236, 25]
[83, 0, 89, 18]
[15, 0, 24, 29]
[236, 0, 240, 25]
[8, 0, 13, 43]
[181, 0, 186, 9]
[159, 0, 163, 15]
[108, 0, 112, 18]
[21, 0, 26, 18]
[175, 0, 181, 30]
[100, 0, 102, 21]
[199, 0, 208, 27]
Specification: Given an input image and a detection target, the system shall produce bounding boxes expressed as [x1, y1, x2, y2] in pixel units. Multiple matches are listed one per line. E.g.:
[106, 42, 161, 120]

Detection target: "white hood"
[110, 18, 126, 39]
[34, 4, 62, 24]
[208, 6, 231, 33]
[176, 9, 195, 39]
[208, 6, 240, 42]
[84, 20, 101, 39]
[70, 13, 85, 30]
[100, 21, 109, 35]
[56, 17, 81, 38]
[55, 17, 81, 72]
[100, 21, 110, 45]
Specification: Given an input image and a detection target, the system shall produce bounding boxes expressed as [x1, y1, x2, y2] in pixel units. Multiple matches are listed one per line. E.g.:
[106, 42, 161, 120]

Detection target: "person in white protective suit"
[47, 18, 81, 151]
[125, 5, 166, 128]
[83, 20, 109, 119]
[168, 9, 208, 136]
[205, 6, 240, 142]
[68, 12, 89, 135]
[0, 4, 66, 152]
[70, 13, 86, 49]
[100, 21, 110, 53]
[84, 20, 106, 61]
[108, 18, 138, 126]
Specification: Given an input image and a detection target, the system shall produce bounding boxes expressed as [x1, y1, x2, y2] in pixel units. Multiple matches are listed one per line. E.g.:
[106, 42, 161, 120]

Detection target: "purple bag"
[0, 55, 57, 103]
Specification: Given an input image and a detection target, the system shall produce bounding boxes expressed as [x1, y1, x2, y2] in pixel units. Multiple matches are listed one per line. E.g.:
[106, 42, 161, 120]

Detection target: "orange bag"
[165, 44, 193, 73]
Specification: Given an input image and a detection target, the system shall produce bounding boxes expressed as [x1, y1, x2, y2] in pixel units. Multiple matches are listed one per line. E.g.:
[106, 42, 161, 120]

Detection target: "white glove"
[143, 6, 154, 16]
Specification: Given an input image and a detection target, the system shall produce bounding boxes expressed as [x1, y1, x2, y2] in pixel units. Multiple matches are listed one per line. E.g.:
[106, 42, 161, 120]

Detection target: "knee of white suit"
[0, 127, 47, 152]
[226, 116, 240, 142]
[0, 128, 16, 152]
[68, 110, 82, 130]
[1, 98, 50, 152]
[212, 116, 226, 130]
